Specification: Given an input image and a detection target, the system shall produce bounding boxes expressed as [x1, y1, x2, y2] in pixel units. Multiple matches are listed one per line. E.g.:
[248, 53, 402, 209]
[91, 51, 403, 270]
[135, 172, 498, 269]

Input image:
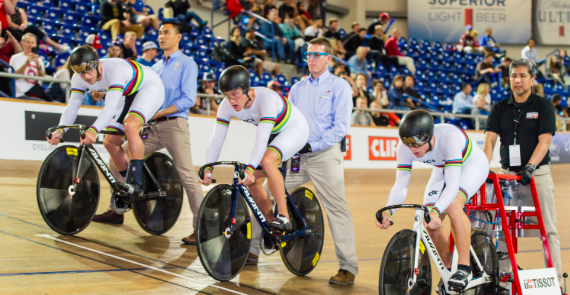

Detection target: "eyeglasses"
[401, 133, 430, 148]
[72, 61, 98, 75]
[224, 89, 243, 100]
[305, 52, 329, 60]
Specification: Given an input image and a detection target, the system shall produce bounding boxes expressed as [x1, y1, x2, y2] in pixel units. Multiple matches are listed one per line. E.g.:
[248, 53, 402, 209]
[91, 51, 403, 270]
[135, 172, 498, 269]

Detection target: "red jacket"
[227, 0, 243, 19]
[385, 36, 403, 57]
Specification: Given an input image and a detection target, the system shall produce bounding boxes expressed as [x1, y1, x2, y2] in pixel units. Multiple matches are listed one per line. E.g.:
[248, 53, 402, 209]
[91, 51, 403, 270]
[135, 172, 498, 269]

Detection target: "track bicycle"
[195, 161, 325, 281]
[37, 124, 184, 235]
[376, 204, 500, 295]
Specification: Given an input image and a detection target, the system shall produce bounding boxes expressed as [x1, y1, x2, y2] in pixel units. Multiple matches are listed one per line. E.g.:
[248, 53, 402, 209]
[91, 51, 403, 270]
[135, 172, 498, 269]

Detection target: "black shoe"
[448, 269, 472, 291]
[268, 214, 292, 233]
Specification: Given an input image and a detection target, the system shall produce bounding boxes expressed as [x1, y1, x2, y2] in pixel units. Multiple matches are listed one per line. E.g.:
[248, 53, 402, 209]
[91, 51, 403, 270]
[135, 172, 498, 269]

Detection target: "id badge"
[290, 154, 300, 173]
[509, 145, 521, 167]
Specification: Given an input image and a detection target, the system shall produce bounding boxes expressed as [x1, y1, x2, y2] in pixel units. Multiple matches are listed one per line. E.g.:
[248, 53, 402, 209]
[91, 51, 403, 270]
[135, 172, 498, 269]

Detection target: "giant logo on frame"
[369, 136, 398, 161]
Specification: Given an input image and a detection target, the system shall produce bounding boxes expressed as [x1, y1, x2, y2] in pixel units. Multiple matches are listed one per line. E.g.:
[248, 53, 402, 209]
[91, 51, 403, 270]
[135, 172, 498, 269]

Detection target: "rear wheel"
[463, 230, 500, 295]
[279, 187, 325, 276]
[37, 145, 100, 235]
[196, 184, 251, 281]
[379, 229, 432, 295]
[132, 153, 184, 235]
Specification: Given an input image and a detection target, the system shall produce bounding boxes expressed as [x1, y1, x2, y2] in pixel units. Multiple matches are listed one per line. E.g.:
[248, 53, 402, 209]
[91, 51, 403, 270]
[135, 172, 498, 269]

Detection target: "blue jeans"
[266, 38, 285, 60]
[175, 11, 205, 24]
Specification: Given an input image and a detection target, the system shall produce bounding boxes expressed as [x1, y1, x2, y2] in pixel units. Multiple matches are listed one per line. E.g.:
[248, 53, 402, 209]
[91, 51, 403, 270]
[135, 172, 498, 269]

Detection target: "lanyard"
[512, 104, 527, 145]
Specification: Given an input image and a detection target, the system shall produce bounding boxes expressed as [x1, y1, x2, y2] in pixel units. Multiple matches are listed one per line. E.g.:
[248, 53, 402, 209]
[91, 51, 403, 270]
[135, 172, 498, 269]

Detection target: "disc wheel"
[196, 184, 251, 281]
[132, 153, 184, 235]
[37, 145, 100, 235]
[463, 230, 500, 295]
[379, 229, 432, 295]
[279, 187, 324, 276]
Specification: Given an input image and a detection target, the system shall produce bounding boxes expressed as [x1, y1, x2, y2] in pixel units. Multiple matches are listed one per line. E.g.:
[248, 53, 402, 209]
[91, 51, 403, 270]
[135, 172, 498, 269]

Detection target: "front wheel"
[196, 184, 251, 281]
[464, 230, 500, 295]
[37, 145, 100, 235]
[379, 229, 432, 295]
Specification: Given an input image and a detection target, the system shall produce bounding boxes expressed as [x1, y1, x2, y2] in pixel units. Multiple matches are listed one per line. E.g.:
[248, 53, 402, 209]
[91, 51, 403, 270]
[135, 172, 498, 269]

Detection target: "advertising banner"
[534, 0, 570, 45]
[407, 0, 532, 44]
[518, 268, 560, 294]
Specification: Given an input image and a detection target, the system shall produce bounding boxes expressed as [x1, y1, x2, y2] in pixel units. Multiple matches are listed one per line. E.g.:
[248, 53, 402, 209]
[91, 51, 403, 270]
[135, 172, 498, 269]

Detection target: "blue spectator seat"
[441, 52, 452, 62]
[276, 74, 289, 86]
[144, 5, 154, 14]
[338, 28, 346, 38]
[28, 5, 46, 18]
[158, 8, 164, 21]
[465, 64, 476, 75]
[291, 76, 300, 85]
[91, 4, 100, 14]
[401, 67, 412, 76]
[376, 64, 388, 77]
[437, 72, 449, 82]
[389, 66, 400, 77]
[554, 83, 566, 94]
[75, 2, 89, 14]
[16, 2, 29, 9]
[430, 60, 442, 71]
[452, 83, 461, 94]
[452, 51, 463, 63]
[425, 71, 436, 82]
[58, 0, 71, 9]
[417, 59, 429, 71]
[416, 81, 427, 92]
[454, 63, 466, 74]
[464, 53, 477, 65]
[40, 0, 55, 6]
[543, 82, 554, 95]
[432, 41, 443, 54]
[441, 61, 454, 73]
[181, 46, 193, 56]
[215, 66, 225, 79]
[97, 48, 107, 57]
[261, 72, 272, 83]
[82, 15, 97, 28]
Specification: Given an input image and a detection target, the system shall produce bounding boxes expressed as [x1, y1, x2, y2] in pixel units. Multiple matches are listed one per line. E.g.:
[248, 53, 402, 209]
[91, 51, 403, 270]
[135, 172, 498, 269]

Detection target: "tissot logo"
[523, 277, 557, 289]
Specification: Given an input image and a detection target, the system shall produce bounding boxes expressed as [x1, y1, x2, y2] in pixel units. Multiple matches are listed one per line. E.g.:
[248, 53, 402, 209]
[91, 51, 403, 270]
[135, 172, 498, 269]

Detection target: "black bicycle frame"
[222, 164, 311, 243]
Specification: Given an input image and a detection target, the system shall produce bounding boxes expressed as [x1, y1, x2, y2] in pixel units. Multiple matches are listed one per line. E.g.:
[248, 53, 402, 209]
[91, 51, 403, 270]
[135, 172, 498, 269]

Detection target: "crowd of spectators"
[1, 0, 569, 129]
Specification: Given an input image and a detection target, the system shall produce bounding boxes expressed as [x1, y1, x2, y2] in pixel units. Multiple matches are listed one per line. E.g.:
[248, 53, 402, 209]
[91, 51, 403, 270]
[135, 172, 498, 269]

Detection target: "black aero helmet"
[399, 109, 435, 150]
[70, 45, 99, 75]
[218, 65, 251, 94]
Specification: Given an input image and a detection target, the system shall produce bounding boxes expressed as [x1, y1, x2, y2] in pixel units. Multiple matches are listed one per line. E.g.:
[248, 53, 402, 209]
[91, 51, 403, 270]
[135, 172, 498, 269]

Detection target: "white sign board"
[518, 268, 560, 295]
[534, 0, 570, 45]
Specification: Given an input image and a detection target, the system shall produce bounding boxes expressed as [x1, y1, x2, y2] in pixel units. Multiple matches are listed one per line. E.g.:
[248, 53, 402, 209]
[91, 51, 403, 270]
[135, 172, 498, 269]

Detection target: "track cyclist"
[46, 45, 165, 195]
[376, 109, 489, 291]
[200, 65, 309, 232]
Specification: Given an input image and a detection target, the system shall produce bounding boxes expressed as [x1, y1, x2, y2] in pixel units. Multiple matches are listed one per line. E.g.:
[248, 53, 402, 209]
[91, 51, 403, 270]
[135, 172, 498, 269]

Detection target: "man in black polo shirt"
[483, 58, 562, 289]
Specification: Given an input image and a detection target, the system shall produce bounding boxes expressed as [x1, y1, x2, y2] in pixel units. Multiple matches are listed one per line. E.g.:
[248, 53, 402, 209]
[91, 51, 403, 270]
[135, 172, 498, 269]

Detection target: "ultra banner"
[407, 0, 531, 44]
[534, 0, 570, 45]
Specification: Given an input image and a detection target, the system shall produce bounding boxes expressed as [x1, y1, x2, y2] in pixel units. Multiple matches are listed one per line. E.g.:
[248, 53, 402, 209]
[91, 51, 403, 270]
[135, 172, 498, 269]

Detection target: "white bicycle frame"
[409, 208, 491, 294]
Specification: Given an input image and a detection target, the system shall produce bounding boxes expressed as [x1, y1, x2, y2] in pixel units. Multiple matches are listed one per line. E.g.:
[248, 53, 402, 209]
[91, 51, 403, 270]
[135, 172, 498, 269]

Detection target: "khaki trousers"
[101, 19, 144, 40]
[251, 143, 359, 275]
[109, 118, 204, 230]
[498, 165, 562, 284]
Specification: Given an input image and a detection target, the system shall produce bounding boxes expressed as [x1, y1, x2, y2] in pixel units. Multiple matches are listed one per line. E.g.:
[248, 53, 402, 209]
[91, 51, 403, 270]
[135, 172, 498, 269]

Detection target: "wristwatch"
[525, 163, 536, 172]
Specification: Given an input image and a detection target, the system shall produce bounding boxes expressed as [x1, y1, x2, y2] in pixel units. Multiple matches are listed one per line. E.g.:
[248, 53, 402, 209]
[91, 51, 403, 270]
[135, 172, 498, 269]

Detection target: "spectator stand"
[0, 61, 16, 98]
[0, 72, 72, 101]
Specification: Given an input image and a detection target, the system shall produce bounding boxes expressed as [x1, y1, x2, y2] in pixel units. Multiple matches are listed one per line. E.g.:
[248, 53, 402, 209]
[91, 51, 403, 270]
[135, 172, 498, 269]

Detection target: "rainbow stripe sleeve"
[88, 126, 99, 134]
[216, 117, 230, 126]
[444, 159, 463, 168]
[430, 206, 442, 216]
[108, 84, 125, 92]
[396, 164, 412, 172]
[259, 117, 276, 125]
[267, 145, 283, 163]
[459, 187, 468, 203]
[245, 164, 256, 173]
[127, 110, 146, 124]
[71, 88, 86, 95]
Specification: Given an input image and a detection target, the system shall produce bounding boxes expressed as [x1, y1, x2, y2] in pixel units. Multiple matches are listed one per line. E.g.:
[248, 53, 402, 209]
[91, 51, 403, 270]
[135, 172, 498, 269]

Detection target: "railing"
[0, 71, 71, 101]
[210, 3, 231, 40]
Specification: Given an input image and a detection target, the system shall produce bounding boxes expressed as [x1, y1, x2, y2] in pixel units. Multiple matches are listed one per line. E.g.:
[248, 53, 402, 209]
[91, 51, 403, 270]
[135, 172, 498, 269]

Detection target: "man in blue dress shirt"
[253, 37, 359, 285]
[97, 22, 205, 246]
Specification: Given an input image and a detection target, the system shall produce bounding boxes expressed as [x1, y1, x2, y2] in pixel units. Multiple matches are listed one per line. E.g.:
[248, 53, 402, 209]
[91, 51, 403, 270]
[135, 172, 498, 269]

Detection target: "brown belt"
[150, 116, 181, 123]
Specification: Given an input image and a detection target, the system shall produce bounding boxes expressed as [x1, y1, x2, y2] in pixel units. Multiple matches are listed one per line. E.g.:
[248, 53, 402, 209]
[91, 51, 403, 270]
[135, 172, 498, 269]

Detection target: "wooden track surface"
[0, 159, 568, 294]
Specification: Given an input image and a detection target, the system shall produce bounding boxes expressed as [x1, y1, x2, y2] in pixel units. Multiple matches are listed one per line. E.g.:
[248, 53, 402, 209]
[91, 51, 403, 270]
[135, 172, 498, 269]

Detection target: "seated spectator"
[385, 28, 416, 74]
[370, 100, 400, 127]
[46, 57, 72, 103]
[404, 75, 423, 107]
[352, 97, 376, 126]
[122, 31, 138, 60]
[371, 79, 389, 107]
[165, 0, 207, 31]
[260, 9, 295, 62]
[101, 0, 144, 40]
[387, 75, 414, 110]
[83, 90, 105, 106]
[226, 0, 244, 20]
[547, 54, 565, 85]
[6, 7, 70, 53]
[296, 2, 313, 24]
[521, 38, 545, 66]
[324, 18, 346, 58]
[452, 82, 474, 114]
[194, 73, 219, 115]
[479, 27, 505, 57]
[367, 12, 391, 35]
[472, 83, 491, 110]
[342, 22, 363, 60]
[267, 80, 283, 96]
[476, 52, 500, 87]
[351, 73, 371, 106]
[263, 0, 277, 18]
[457, 25, 480, 53]
[9, 33, 47, 100]
[244, 0, 262, 26]
[333, 63, 347, 76]
[347, 47, 371, 78]
[122, 0, 159, 30]
[241, 26, 281, 77]
[369, 25, 397, 70]
[136, 41, 158, 67]
[0, 31, 22, 97]
[497, 57, 512, 87]
[227, 27, 254, 70]
[471, 95, 489, 130]
[304, 16, 324, 41]
[85, 34, 104, 51]
[106, 41, 124, 58]
[552, 94, 569, 131]
[278, 0, 310, 31]
[279, 14, 304, 53]
[307, 0, 319, 19]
